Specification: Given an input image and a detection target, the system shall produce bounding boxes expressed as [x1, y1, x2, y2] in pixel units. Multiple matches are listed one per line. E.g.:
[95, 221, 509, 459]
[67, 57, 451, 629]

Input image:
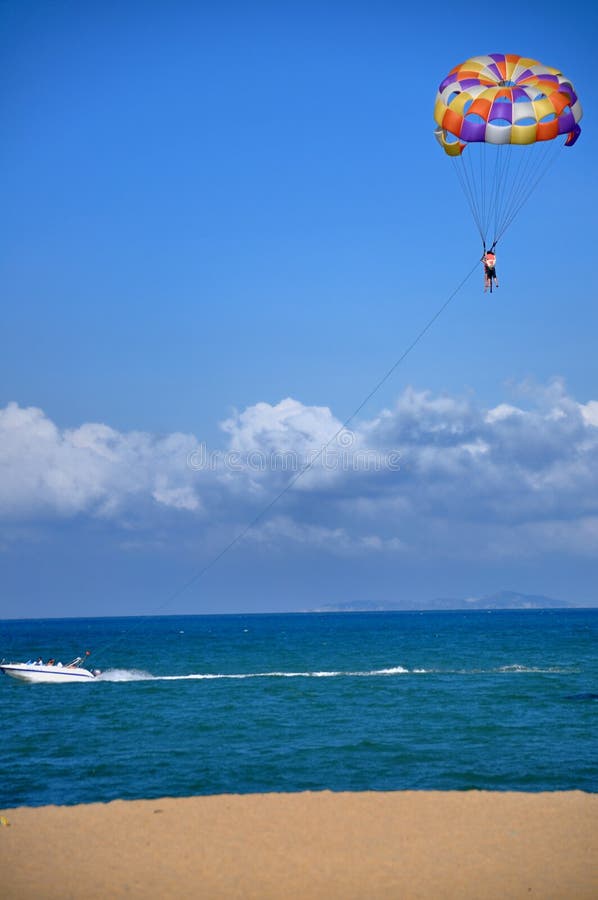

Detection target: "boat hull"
[0, 664, 97, 684]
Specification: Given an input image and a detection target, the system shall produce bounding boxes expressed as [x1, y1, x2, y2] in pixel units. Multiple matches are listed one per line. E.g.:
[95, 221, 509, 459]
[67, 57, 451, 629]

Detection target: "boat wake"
[97, 665, 409, 682]
[96, 668, 155, 682]
[94, 663, 577, 682]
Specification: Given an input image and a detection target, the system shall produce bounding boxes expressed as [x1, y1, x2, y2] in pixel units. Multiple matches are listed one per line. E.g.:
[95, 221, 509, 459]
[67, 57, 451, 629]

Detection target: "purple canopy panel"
[512, 87, 530, 102]
[557, 110, 576, 133]
[489, 101, 512, 123]
[439, 72, 459, 92]
[565, 123, 581, 146]
[460, 118, 487, 142]
[459, 78, 483, 90]
[560, 82, 577, 105]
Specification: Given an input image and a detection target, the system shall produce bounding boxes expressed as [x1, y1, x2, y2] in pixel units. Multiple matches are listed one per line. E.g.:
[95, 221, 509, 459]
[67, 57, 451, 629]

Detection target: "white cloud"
[221, 397, 341, 453]
[485, 403, 524, 423]
[0, 402, 201, 520]
[1, 380, 598, 562]
[580, 400, 598, 427]
[247, 516, 406, 556]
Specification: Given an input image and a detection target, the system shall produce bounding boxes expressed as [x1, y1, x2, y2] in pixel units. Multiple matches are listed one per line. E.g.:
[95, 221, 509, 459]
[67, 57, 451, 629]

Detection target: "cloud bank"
[1, 378, 597, 562]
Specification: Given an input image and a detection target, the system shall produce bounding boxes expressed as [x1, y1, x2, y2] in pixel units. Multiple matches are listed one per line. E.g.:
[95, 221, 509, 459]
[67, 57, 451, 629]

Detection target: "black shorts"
[484, 265, 496, 278]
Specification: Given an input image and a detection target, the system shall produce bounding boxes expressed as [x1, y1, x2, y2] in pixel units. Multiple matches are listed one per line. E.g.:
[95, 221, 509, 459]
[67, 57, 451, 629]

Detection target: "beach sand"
[1, 790, 596, 899]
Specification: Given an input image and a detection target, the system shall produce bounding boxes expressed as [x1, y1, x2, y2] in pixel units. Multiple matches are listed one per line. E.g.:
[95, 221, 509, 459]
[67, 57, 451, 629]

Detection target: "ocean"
[1, 610, 596, 807]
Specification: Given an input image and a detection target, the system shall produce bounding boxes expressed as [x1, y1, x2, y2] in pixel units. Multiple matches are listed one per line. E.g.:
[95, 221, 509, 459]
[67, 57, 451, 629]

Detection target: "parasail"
[433, 53, 582, 250]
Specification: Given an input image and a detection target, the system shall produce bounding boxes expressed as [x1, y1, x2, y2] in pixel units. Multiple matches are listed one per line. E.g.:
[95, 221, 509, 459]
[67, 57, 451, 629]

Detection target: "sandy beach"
[1, 790, 596, 899]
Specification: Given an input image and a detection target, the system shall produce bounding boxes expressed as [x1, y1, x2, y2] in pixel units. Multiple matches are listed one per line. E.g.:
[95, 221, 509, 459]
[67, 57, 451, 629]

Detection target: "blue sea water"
[1, 610, 596, 807]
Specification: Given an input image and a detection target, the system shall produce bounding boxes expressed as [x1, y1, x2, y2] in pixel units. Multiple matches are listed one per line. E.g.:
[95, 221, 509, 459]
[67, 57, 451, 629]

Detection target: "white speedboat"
[0, 656, 101, 684]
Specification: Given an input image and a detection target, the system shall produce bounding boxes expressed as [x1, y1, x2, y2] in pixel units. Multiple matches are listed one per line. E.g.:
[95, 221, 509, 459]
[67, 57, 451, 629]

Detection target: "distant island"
[311, 590, 592, 612]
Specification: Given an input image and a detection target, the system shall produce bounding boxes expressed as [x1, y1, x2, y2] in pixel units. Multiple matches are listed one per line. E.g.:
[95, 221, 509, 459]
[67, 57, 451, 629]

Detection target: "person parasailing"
[481, 247, 499, 292]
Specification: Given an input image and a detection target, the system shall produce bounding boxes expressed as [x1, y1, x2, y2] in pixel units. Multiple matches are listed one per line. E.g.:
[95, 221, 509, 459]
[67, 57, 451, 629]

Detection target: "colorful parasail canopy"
[434, 52, 582, 156]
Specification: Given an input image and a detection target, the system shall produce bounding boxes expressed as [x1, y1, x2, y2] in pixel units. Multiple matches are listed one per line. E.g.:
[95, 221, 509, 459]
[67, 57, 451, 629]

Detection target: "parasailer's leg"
[484, 264, 498, 293]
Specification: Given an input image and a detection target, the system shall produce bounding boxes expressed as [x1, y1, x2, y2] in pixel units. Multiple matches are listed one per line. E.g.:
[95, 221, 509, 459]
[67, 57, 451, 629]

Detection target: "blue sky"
[1, 0, 597, 616]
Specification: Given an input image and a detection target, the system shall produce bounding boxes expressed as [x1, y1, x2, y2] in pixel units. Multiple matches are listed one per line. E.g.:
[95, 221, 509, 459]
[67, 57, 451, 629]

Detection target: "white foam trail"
[96, 669, 154, 682]
[157, 666, 411, 680]
[157, 669, 401, 680]
[94, 664, 575, 683]
[374, 666, 410, 675]
[94, 666, 410, 682]
[495, 664, 574, 674]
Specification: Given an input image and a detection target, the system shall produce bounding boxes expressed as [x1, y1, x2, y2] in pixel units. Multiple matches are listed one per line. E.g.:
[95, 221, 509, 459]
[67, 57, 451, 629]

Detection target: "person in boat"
[481, 249, 499, 292]
[47, 658, 55, 666]
[35, 657, 43, 665]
